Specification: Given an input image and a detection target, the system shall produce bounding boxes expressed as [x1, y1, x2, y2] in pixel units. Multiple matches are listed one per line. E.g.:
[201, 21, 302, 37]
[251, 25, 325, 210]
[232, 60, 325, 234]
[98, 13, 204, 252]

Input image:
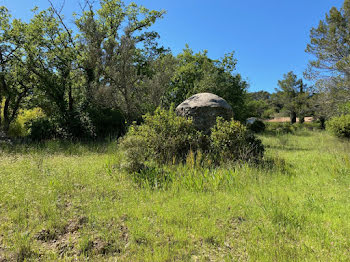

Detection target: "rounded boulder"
[176, 93, 233, 133]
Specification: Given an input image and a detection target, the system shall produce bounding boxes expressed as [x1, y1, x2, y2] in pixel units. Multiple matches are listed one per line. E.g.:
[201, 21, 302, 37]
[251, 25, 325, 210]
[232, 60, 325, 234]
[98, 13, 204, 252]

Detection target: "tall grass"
[1, 131, 350, 261]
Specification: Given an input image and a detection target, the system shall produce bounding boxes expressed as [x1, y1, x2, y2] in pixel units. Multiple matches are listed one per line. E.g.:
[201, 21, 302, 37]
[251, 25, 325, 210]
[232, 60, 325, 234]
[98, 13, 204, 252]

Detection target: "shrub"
[88, 106, 125, 138]
[27, 117, 57, 141]
[326, 115, 350, 138]
[119, 108, 264, 173]
[8, 108, 45, 137]
[210, 117, 264, 163]
[118, 107, 202, 172]
[247, 119, 266, 133]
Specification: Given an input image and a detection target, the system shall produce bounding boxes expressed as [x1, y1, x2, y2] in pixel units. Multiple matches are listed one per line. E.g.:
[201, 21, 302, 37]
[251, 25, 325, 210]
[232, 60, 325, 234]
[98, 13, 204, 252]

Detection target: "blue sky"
[0, 0, 344, 92]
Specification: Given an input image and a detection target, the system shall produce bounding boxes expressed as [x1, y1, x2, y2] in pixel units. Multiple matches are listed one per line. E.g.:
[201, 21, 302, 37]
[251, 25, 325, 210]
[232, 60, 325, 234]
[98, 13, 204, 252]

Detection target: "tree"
[20, 7, 89, 138]
[166, 46, 249, 121]
[305, 1, 350, 120]
[246, 91, 276, 119]
[0, 7, 34, 135]
[75, 0, 166, 122]
[1, 0, 167, 138]
[276, 71, 311, 124]
[306, 0, 350, 80]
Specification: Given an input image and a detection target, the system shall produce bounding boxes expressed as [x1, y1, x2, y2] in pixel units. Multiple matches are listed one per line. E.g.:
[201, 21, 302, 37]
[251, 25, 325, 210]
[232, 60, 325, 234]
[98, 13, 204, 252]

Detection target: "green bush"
[28, 117, 57, 141]
[326, 115, 350, 138]
[247, 119, 266, 133]
[118, 107, 201, 172]
[8, 108, 45, 137]
[211, 117, 264, 163]
[119, 108, 264, 173]
[88, 106, 125, 138]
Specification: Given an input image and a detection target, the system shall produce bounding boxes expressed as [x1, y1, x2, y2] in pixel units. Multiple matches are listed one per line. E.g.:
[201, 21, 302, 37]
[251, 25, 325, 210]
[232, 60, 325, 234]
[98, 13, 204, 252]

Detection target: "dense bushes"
[88, 107, 125, 138]
[119, 107, 264, 172]
[247, 119, 266, 133]
[28, 117, 57, 141]
[327, 115, 350, 138]
[8, 108, 45, 137]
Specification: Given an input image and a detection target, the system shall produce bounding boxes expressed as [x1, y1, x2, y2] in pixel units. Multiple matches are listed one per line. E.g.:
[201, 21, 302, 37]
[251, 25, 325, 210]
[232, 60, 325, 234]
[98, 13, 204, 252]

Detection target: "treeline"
[248, 0, 350, 130]
[247, 72, 313, 124]
[0, 0, 248, 140]
[2, 0, 350, 140]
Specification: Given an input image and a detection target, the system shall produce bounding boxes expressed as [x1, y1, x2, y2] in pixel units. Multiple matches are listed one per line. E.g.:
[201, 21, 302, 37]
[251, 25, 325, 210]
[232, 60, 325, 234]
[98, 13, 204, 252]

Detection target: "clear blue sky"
[0, 0, 344, 93]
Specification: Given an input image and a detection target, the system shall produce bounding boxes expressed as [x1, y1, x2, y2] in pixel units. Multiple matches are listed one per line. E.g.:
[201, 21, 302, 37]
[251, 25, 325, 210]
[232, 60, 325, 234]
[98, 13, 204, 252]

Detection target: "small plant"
[326, 115, 350, 138]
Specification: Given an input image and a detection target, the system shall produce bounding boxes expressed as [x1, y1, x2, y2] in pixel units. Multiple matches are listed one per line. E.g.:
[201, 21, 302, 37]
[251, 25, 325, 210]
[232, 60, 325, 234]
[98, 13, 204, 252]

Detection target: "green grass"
[1, 131, 350, 261]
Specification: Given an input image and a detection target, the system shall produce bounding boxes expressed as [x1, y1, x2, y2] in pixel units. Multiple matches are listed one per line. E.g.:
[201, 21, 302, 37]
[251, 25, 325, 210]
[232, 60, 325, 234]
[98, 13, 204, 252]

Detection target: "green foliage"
[166, 46, 249, 122]
[265, 122, 322, 135]
[75, 0, 166, 122]
[305, 2, 350, 120]
[0, 7, 35, 134]
[306, 0, 350, 79]
[28, 117, 56, 141]
[88, 106, 125, 138]
[265, 122, 295, 134]
[247, 119, 266, 133]
[210, 117, 264, 163]
[326, 115, 350, 138]
[119, 107, 201, 172]
[7, 108, 45, 137]
[119, 108, 264, 173]
[276, 71, 311, 123]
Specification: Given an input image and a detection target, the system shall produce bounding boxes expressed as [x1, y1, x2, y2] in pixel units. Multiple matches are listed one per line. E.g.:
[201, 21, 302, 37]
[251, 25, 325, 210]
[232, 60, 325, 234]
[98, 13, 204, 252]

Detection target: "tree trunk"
[3, 97, 10, 133]
[319, 116, 326, 129]
[299, 116, 305, 124]
[68, 85, 73, 112]
[0, 97, 2, 128]
[290, 111, 297, 124]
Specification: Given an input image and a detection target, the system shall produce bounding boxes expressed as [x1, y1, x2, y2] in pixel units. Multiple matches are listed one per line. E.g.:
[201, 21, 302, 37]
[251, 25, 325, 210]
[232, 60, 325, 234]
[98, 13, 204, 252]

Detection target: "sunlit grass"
[1, 131, 350, 261]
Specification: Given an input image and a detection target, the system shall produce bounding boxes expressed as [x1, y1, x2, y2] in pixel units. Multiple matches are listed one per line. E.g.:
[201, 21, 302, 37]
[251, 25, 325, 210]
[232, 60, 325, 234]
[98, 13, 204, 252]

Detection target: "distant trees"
[246, 91, 274, 119]
[276, 72, 311, 124]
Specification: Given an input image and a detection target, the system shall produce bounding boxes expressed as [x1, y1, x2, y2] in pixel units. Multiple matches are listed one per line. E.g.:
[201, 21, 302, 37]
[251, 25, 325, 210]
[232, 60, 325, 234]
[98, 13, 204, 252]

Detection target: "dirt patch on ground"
[35, 216, 128, 259]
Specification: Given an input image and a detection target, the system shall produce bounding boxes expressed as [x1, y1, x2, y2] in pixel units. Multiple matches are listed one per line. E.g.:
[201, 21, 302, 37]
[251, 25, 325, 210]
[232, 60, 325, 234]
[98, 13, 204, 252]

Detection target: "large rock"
[176, 93, 233, 133]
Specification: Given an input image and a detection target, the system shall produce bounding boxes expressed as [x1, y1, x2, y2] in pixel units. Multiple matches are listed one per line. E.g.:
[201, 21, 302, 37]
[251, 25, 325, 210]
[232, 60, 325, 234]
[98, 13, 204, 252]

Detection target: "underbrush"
[119, 107, 264, 173]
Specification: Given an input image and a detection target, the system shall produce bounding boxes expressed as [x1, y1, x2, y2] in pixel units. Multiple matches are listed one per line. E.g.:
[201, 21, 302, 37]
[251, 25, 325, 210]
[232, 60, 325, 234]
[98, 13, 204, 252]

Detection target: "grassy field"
[1, 130, 350, 261]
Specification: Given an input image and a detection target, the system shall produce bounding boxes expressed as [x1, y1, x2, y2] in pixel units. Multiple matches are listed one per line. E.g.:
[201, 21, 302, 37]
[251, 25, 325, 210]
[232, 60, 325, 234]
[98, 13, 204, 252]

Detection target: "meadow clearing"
[0, 130, 350, 261]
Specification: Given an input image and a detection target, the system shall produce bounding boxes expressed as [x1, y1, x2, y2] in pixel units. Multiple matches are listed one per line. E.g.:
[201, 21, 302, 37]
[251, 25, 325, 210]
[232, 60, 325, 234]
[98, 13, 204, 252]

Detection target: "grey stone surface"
[176, 93, 233, 133]
[246, 117, 257, 125]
